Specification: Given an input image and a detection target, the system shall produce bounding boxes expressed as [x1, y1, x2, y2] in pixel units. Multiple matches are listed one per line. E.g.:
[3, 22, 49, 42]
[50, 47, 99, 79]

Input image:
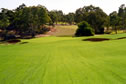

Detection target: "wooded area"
[0, 4, 126, 40]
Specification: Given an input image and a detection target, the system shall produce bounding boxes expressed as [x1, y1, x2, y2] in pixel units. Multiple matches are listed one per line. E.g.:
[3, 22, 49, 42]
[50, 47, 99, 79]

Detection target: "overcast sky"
[0, 0, 126, 15]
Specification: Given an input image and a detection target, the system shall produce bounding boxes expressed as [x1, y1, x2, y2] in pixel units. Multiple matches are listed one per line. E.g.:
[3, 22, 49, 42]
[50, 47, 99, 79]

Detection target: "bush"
[38, 25, 51, 34]
[75, 21, 94, 36]
[95, 27, 104, 34]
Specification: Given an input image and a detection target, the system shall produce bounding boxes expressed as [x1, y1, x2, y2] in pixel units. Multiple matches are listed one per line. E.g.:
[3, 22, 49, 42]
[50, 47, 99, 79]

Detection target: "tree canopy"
[1, 3, 126, 40]
[75, 5, 108, 34]
[75, 21, 94, 36]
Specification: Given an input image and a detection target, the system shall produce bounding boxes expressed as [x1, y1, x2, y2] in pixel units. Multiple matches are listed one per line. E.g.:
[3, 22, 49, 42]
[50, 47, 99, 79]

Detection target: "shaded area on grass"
[83, 36, 126, 42]
[20, 42, 29, 44]
[0, 39, 28, 45]
[117, 37, 126, 40]
[7, 39, 21, 44]
[83, 38, 110, 42]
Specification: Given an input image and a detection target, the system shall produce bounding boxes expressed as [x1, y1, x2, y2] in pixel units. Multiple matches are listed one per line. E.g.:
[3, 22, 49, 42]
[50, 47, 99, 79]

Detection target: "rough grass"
[48, 25, 77, 36]
[1, 34, 126, 84]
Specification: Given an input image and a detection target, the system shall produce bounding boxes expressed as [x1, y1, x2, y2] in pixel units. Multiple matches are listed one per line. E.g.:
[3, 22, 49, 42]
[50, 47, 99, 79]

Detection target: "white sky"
[0, 0, 126, 15]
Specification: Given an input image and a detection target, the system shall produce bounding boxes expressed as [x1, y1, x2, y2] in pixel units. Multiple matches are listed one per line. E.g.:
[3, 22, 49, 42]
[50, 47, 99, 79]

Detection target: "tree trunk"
[115, 26, 117, 34]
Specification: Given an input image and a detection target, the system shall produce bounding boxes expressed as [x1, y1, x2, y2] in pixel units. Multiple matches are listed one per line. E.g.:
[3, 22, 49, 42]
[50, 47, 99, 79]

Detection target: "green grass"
[1, 34, 126, 84]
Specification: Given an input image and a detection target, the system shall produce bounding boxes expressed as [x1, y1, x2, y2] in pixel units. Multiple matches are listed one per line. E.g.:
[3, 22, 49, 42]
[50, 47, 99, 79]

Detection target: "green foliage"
[13, 5, 50, 37]
[107, 4, 126, 34]
[55, 10, 64, 22]
[48, 10, 64, 25]
[0, 4, 50, 40]
[75, 21, 94, 36]
[48, 10, 75, 25]
[65, 13, 75, 25]
[0, 9, 10, 29]
[118, 4, 125, 17]
[2, 3, 126, 40]
[117, 4, 126, 31]
[75, 5, 108, 34]
[74, 8, 85, 23]
[109, 11, 120, 34]
[0, 8, 11, 40]
[48, 11, 58, 25]
[110, 12, 119, 26]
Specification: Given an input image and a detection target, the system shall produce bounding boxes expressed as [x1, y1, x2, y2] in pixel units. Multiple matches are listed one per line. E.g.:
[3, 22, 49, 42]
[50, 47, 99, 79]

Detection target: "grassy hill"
[46, 25, 77, 37]
[0, 34, 126, 84]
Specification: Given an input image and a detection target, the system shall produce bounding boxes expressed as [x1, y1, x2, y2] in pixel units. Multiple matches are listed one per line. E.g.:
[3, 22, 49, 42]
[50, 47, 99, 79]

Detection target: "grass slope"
[48, 25, 77, 37]
[0, 34, 126, 84]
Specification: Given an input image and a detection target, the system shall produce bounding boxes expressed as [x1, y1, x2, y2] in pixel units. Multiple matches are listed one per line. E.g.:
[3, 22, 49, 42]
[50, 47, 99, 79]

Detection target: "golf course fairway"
[0, 34, 126, 84]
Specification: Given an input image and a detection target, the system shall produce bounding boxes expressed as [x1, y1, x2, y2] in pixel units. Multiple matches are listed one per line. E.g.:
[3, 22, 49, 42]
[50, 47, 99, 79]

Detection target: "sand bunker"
[83, 38, 110, 42]
[7, 39, 21, 44]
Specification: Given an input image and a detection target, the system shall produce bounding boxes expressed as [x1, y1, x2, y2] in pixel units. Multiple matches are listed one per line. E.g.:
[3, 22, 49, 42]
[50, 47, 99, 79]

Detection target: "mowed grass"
[1, 34, 126, 84]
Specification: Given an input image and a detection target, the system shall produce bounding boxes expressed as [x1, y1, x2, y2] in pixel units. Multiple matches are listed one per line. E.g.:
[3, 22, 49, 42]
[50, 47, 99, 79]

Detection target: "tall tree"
[110, 11, 120, 34]
[13, 4, 50, 37]
[75, 5, 108, 34]
[0, 8, 11, 40]
[118, 4, 126, 32]
[48, 11, 58, 25]
[66, 13, 75, 25]
[75, 8, 85, 23]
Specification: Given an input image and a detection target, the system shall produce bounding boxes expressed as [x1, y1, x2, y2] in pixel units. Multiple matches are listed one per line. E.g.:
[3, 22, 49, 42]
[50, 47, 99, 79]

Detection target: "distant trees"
[48, 10, 75, 25]
[48, 10, 64, 25]
[0, 8, 12, 40]
[48, 11, 58, 25]
[1, 3, 126, 40]
[13, 5, 50, 37]
[108, 4, 126, 34]
[75, 21, 94, 36]
[55, 10, 64, 22]
[74, 4, 126, 35]
[118, 4, 126, 32]
[75, 5, 108, 34]
[109, 11, 120, 34]
[65, 13, 75, 25]
[74, 8, 85, 23]
[0, 9, 10, 30]
[0, 4, 50, 40]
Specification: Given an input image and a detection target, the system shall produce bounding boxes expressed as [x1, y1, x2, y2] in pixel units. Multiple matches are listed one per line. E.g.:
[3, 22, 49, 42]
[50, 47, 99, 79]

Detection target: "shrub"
[38, 25, 51, 34]
[75, 21, 94, 36]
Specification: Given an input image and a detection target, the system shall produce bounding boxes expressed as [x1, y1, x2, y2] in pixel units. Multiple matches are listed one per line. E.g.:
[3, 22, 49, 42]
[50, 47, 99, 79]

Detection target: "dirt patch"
[21, 36, 33, 39]
[83, 38, 110, 42]
[35, 34, 50, 38]
[117, 37, 126, 40]
[7, 39, 21, 44]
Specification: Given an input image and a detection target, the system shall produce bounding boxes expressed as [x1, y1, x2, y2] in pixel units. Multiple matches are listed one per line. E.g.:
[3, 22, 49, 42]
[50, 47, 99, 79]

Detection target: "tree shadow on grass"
[83, 38, 110, 42]
[83, 36, 126, 42]
[0, 39, 28, 45]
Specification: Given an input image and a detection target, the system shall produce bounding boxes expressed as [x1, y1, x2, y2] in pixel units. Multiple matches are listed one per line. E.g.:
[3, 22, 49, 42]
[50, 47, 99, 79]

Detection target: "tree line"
[0, 4, 126, 40]
[0, 4, 51, 40]
[49, 4, 126, 35]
